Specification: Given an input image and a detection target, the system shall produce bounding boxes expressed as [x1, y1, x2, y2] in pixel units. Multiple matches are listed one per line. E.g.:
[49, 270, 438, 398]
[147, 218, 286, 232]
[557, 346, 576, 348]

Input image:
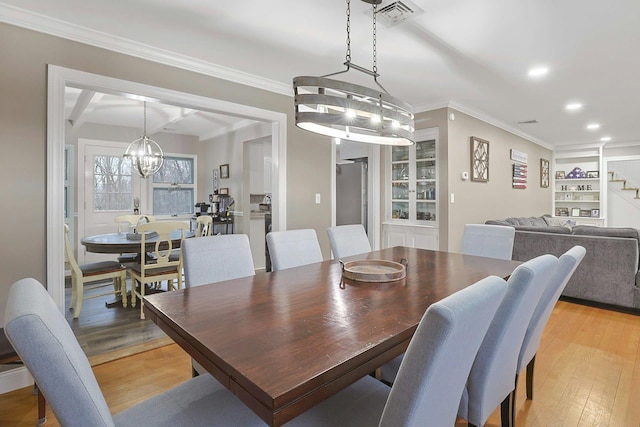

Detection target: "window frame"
[149, 153, 197, 218]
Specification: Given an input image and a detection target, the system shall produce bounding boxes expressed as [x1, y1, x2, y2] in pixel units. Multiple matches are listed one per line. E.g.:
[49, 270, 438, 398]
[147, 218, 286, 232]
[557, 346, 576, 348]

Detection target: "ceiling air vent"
[366, 0, 424, 27]
[516, 120, 539, 125]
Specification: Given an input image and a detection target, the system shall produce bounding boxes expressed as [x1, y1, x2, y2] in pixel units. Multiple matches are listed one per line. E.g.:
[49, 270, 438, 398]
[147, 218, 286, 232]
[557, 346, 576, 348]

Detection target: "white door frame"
[47, 65, 287, 310]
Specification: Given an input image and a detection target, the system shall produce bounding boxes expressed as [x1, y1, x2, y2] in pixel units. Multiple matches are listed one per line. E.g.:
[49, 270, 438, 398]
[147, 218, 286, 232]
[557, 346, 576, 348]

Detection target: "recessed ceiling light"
[528, 67, 549, 77]
[565, 103, 583, 111]
[586, 123, 600, 130]
[600, 136, 612, 142]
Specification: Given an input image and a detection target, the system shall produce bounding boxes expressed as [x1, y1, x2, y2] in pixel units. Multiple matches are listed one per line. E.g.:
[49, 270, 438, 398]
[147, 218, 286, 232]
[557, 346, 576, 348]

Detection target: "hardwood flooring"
[65, 280, 171, 364]
[2, 300, 640, 426]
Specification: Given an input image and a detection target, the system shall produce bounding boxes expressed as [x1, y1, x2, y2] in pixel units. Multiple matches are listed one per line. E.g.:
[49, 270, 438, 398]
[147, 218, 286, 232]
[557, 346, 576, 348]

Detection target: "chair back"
[195, 216, 213, 237]
[266, 229, 323, 271]
[461, 224, 515, 260]
[517, 245, 586, 373]
[4, 278, 114, 426]
[380, 275, 507, 427]
[327, 224, 372, 259]
[115, 214, 155, 233]
[458, 253, 558, 425]
[136, 221, 188, 276]
[63, 223, 82, 278]
[182, 234, 255, 287]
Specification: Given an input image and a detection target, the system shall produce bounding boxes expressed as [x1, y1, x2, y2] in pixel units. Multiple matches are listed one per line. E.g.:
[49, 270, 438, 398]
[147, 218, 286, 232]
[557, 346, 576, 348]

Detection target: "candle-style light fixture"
[293, 0, 414, 146]
[124, 101, 165, 178]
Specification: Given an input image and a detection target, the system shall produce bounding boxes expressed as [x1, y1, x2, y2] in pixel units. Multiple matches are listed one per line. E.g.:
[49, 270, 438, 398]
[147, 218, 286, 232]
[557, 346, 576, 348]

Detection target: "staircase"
[608, 171, 640, 200]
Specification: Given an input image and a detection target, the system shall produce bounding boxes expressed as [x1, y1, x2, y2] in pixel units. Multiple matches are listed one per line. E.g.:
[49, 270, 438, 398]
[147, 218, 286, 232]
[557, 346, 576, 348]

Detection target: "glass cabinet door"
[389, 136, 437, 223]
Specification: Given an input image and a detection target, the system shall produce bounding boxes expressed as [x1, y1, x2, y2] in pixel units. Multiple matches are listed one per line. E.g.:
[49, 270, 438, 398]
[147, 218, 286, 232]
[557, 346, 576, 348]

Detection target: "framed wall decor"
[470, 136, 489, 182]
[586, 170, 599, 178]
[218, 187, 229, 195]
[571, 207, 581, 217]
[540, 158, 550, 188]
[220, 164, 230, 179]
[591, 208, 600, 217]
[556, 171, 565, 179]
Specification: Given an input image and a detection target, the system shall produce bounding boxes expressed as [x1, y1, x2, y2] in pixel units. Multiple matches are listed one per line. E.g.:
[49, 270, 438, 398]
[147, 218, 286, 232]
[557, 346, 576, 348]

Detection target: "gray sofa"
[485, 216, 640, 309]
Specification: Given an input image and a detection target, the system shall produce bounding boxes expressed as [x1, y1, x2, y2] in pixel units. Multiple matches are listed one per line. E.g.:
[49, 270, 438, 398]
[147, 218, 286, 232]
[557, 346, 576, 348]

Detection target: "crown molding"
[0, 3, 293, 97]
[446, 100, 553, 150]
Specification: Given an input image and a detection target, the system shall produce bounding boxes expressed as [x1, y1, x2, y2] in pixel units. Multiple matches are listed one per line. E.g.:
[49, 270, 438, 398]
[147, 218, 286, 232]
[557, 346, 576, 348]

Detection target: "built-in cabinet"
[553, 146, 605, 226]
[249, 138, 272, 195]
[382, 128, 439, 249]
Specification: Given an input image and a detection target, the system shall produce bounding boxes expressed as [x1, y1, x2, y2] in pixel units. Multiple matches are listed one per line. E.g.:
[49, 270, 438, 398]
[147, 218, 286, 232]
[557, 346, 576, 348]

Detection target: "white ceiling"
[4, 0, 640, 148]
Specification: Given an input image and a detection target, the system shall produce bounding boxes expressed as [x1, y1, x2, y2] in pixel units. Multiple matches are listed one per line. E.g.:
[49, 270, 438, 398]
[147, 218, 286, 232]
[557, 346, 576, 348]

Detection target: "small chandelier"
[124, 101, 165, 178]
[293, 0, 414, 146]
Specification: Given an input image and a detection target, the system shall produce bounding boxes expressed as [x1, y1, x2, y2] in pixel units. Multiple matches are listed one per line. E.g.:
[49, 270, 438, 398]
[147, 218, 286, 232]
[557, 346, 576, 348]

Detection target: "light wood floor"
[2, 300, 640, 426]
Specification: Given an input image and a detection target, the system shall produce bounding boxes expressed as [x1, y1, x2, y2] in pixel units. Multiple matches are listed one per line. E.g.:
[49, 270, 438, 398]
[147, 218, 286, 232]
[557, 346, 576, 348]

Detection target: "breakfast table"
[143, 246, 521, 426]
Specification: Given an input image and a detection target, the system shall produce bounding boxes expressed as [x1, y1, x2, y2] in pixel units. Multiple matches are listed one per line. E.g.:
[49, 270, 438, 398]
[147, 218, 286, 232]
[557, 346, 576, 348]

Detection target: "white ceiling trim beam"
[200, 119, 259, 142]
[0, 3, 292, 97]
[67, 90, 104, 128]
[147, 107, 198, 135]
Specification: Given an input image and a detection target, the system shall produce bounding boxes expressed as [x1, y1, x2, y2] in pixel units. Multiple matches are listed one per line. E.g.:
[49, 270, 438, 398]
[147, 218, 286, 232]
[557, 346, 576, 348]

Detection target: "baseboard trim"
[560, 296, 640, 315]
[0, 366, 33, 394]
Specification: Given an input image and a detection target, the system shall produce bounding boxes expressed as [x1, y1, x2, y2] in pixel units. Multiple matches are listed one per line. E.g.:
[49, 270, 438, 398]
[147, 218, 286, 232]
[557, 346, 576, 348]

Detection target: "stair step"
[622, 187, 639, 191]
[610, 179, 626, 182]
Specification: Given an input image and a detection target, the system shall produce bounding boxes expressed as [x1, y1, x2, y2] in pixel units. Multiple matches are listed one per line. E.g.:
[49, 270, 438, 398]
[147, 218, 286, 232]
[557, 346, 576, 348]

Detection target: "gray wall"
[0, 23, 332, 321]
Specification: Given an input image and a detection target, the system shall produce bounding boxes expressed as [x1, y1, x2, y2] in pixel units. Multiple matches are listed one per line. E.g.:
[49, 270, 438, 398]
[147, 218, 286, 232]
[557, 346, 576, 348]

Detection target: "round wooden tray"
[340, 259, 407, 283]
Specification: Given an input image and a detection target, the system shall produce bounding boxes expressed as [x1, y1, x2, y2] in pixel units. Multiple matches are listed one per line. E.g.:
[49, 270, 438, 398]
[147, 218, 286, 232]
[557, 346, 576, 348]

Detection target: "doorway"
[47, 66, 288, 359]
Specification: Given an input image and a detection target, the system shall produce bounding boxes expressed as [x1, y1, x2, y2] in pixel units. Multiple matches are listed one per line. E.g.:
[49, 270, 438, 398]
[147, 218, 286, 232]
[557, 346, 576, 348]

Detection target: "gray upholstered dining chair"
[457, 254, 559, 427]
[266, 229, 323, 271]
[326, 224, 372, 259]
[64, 223, 127, 319]
[4, 277, 265, 427]
[182, 234, 255, 288]
[182, 234, 255, 375]
[460, 223, 516, 260]
[514, 245, 586, 406]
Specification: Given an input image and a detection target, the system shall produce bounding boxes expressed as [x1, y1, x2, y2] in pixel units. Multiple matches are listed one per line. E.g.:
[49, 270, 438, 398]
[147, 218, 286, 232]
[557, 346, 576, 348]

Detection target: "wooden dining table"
[143, 246, 521, 426]
[81, 230, 194, 254]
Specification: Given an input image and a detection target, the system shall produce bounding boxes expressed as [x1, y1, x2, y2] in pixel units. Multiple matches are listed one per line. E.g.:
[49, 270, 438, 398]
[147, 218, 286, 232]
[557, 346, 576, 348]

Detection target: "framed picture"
[470, 136, 489, 182]
[571, 207, 581, 217]
[556, 171, 565, 179]
[540, 158, 549, 188]
[220, 164, 230, 179]
[580, 209, 592, 217]
[591, 208, 600, 217]
[218, 187, 229, 195]
[586, 170, 599, 178]
[555, 207, 569, 217]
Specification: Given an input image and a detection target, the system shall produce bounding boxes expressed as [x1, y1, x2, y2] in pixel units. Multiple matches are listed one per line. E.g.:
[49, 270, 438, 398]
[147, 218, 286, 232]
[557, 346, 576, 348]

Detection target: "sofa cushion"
[514, 225, 571, 234]
[571, 225, 640, 240]
[485, 216, 548, 227]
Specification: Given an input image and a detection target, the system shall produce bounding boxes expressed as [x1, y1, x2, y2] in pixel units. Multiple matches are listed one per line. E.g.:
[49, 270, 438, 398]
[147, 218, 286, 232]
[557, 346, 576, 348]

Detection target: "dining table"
[143, 246, 522, 427]
[80, 230, 194, 255]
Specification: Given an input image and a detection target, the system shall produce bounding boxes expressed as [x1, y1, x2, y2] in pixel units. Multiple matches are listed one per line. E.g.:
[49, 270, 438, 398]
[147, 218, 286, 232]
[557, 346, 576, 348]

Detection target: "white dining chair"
[5, 271, 509, 427]
[115, 214, 156, 265]
[64, 224, 127, 319]
[457, 254, 559, 427]
[514, 245, 585, 406]
[128, 221, 188, 319]
[326, 224, 372, 259]
[461, 224, 516, 260]
[266, 229, 323, 271]
[195, 215, 213, 237]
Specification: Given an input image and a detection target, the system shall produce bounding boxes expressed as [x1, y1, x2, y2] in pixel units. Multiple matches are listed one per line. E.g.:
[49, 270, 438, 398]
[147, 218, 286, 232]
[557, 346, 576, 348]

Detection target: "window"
[93, 155, 132, 211]
[152, 156, 195, 216]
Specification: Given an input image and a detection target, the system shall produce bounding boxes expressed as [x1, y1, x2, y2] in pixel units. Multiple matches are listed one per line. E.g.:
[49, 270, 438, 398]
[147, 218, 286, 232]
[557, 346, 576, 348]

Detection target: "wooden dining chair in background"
[326, 224, 372, 259]
[128, 221, 188, 319]
[194, 215, 213, 237]
[266, 229, 323, 271]
[64, 224, 127, 319]
[115, 214, 156, 265]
